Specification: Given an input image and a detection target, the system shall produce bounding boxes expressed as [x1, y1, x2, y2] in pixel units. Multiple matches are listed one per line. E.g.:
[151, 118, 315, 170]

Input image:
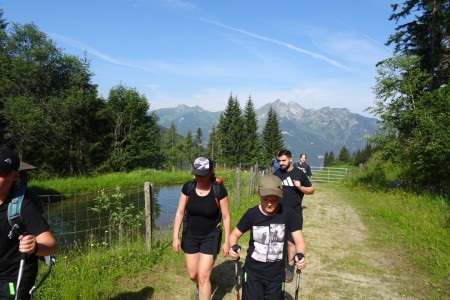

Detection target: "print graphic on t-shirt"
[281, 176, 295, 187]
[251, 224, 285, 262]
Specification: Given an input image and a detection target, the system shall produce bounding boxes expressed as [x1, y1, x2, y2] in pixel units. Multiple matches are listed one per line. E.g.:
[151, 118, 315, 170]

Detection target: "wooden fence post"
[144, 182, 152, 251]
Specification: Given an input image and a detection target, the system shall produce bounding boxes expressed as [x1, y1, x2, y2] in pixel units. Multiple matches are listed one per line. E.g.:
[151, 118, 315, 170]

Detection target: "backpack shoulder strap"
[7, 188, 26, 230]
[186, 180, 197, 199]
[212, 180, 221, 208]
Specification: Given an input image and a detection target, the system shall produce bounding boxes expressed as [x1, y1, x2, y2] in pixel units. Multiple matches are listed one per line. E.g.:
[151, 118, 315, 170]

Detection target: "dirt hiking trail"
[119, 184, 423, 299]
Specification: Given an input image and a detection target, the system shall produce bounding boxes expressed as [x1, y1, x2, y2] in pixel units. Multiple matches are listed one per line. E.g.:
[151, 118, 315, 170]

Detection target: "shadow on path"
[108, 287, 154, 300]
[211, 259, 242, 300]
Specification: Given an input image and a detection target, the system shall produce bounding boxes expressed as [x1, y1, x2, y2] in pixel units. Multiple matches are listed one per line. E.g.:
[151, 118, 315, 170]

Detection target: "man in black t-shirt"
[229, 175, 307, 300]
[0, 148, 58, 299]
[273, 149, 314, 283]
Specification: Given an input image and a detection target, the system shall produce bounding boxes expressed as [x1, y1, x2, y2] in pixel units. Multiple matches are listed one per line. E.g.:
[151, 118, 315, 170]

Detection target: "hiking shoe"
[285, 265, 295, 283]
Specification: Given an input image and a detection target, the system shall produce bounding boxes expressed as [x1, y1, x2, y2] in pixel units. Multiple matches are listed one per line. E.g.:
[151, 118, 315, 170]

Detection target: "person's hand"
[172, 237, 181, 253]
[293, 180, 302, 189]
[229, 244, 240, 260]
[294, 253, 306, 270]
[221, 241, 230, 257]
[18, 234, 37, 255]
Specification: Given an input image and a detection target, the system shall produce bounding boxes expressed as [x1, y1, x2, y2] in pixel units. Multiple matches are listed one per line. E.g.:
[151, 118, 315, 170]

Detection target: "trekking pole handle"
[295, 252, 305, 260]
[295, 253, 304, 274]
[231, 244, 241, 260]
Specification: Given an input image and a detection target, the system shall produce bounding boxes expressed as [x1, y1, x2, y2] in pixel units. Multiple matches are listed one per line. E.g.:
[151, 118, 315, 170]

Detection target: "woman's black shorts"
[182, 228, 222, 259]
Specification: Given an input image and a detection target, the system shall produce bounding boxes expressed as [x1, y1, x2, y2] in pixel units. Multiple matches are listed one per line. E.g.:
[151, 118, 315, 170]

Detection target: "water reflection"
[45, 184, 182, 248]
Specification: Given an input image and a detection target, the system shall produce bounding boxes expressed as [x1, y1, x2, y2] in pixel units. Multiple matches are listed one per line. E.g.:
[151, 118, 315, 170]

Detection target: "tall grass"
[28, 169, 193, 195]
[345, 155, 450, 298]
[33, 237, 168, 299]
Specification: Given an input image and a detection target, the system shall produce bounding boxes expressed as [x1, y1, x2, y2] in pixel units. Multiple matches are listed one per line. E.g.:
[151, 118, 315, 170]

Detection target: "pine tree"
[387, 0, 450, 89]
[217, 93, 245, 166]
[242, 96, 261, 167]
[194, 128, 204, 157]
[207, 124, 219, 161]
[262, 106, 284, 162]
[324, 151, 329, 167]
[338, 146, 351, 163]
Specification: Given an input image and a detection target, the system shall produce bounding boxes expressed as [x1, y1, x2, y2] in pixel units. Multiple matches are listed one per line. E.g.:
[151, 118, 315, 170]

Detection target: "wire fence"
[38, 184, 147, 250]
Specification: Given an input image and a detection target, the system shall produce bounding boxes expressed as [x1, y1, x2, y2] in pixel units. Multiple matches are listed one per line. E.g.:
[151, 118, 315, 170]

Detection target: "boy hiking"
[0, 148, 58, 299]
[229, 175, 307, 300]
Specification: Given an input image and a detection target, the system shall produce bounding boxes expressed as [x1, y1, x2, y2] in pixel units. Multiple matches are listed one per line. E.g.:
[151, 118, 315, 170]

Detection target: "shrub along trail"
[114, 183, 428, 299]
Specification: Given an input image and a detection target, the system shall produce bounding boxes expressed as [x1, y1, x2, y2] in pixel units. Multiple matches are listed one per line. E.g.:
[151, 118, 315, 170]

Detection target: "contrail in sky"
[199, 18, 353, 72]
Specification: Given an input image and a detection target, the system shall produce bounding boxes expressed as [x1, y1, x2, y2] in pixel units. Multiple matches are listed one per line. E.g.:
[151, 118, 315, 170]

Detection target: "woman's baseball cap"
[191, 157, 213, 176]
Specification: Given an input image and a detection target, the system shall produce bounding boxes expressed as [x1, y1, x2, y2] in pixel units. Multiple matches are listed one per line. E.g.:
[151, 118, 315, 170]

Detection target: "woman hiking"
[172, 157, 231, 300]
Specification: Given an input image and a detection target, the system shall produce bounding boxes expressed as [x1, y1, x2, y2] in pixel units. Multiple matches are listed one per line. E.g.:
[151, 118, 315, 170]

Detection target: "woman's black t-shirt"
[182, 180, 228, 235]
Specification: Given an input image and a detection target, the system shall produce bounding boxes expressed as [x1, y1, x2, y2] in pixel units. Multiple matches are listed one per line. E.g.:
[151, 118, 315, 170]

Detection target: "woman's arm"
[220, 196, 231, 256]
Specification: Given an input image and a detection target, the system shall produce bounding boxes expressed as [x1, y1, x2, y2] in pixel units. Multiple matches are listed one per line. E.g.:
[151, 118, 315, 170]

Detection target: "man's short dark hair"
[277, 149, 292, 158]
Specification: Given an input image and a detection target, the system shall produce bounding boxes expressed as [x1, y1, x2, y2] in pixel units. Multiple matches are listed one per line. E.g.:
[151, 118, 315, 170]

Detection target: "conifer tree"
[217, 94, 245, 166]
[207, 124, 220, 161]
[242, 96, 261, 167]
[262, 106, 284, 163]
[338, 146, 351, 163]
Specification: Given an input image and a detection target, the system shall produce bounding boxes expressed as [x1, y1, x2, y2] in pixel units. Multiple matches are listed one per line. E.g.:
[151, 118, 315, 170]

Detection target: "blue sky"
[1, 0, 396, 116]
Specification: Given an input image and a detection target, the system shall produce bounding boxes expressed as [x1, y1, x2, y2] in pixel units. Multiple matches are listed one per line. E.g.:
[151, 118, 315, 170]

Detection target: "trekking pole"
[294, 268, 301, 300]
[15, 230, 29, 300]
[231, 244, 241, 300]
[294, 253, 304, 300]
[15, 252, 26, 300]
[29, 255, 56, 298]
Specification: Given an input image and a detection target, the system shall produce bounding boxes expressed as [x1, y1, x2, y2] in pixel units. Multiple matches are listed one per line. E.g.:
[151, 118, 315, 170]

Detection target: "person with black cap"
[0, 148, 58, 299]
[172, 157, 231, 300]
[228, 174, 307, 300]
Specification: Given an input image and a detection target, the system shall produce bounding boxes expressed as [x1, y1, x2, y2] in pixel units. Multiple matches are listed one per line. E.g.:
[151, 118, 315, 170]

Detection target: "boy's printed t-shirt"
[236, 204, 302, 282]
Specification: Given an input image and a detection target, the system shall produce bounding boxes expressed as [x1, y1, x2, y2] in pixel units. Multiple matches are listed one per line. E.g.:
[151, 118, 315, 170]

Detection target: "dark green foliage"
[217, 94, 245, 166]
[262, 106, 284, 161]
[338, 146, 351, 163]
[0, 14, 163, 176]
[241, 96, 262, 168]
[207, 124, 220, 161]
[100, 84, 161, 172]
[369, 1, 450, 191]
[387, 0, 450, 89]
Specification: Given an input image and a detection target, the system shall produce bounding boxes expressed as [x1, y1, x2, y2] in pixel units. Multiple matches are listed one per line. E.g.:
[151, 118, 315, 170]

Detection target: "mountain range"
[154, 100, 379, 167]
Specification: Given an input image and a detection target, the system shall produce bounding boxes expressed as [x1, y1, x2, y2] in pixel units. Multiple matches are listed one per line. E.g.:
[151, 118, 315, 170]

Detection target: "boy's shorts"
[242, 269, 285, 300]
[181, 228, 222, 259]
